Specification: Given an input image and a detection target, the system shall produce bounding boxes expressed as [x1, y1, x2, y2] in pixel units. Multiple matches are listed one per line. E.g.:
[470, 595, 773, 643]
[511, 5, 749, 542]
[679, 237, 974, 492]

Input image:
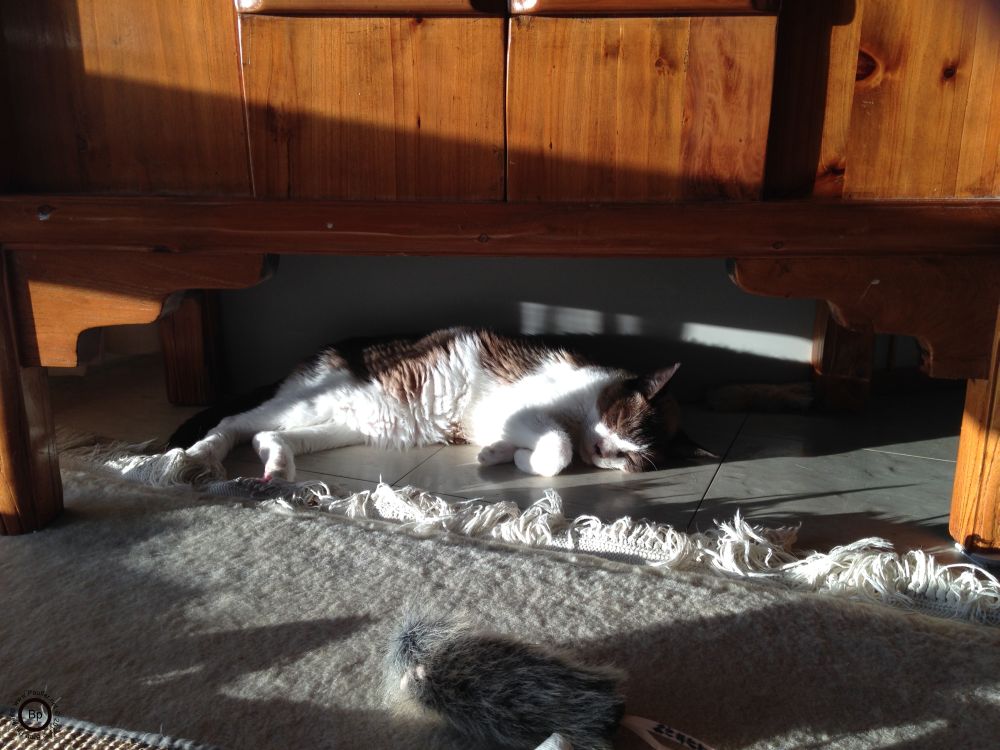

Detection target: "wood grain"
[731, 256, 1000, 380]
[812, 0, 865, 197]
[0, 0, 250, 194]
[950, 304, 1000, 553]
[238, 0, 505, 12]
[763, 0, 862, 198]
[242, 15, 505, 200]
[845, 0, 1000, 198]
[508, 0, 776, 13]
[8, 250, 272, 368]
[506, 15, 775, 200]
[680, 16, 776, 199]
[3, 196, 998, 258]
[0, 253, 62, 535]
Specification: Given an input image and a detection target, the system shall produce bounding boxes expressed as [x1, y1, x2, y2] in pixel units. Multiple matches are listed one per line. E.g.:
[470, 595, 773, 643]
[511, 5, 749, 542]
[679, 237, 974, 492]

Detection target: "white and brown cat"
[173, 328, 711, 480]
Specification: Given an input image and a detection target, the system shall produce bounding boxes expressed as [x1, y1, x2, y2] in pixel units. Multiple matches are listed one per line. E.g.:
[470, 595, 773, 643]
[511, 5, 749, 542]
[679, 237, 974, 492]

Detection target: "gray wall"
[217, 256, 839, 402]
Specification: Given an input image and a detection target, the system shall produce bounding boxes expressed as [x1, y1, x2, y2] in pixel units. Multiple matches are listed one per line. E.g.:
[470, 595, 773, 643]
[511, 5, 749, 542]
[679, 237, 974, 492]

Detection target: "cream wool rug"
[2, 457, 1000, 749]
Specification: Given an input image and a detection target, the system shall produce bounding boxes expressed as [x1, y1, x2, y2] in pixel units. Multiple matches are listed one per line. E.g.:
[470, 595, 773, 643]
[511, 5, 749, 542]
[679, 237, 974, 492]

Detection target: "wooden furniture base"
[0, 256, 61, 535]
[730, 256, 1000, 381]
[950, 305, 1000, 554]
[159, 292, 225, 407]
[0, 198, 997, 551]
[811, 300, 874, 412]
[0, 248, 272, 533]
[731, 256, 1000, 554]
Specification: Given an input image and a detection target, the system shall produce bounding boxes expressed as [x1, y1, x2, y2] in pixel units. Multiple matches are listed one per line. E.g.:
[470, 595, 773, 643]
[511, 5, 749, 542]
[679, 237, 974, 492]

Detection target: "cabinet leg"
[0, 255, 62, 535]
[160, 291, 222, 406]
[950, 305, 1000, 554]
[811, 300, 873, 412]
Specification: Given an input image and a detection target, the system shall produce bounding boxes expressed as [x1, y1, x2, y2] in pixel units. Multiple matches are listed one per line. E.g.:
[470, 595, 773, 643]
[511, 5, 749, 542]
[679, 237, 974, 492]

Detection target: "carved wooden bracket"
[730, 256, 1000, 380]
[6, 249, 273, 368]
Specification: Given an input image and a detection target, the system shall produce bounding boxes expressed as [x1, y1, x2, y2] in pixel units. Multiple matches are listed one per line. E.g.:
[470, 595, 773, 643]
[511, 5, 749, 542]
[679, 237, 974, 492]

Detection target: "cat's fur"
[386, 610, 624, 750]
[179, 327, 704, 480]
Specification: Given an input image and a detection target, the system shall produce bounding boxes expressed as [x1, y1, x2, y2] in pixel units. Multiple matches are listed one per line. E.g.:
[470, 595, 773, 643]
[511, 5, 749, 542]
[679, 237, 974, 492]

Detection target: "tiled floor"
[51, 355, 969, 559]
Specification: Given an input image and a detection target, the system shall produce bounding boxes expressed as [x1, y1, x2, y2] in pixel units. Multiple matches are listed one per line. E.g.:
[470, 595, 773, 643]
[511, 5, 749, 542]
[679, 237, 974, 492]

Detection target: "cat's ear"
[640, 363, 681, 400]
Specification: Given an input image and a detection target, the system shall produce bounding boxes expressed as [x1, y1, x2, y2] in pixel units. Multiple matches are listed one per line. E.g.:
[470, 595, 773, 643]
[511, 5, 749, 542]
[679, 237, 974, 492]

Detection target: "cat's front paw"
[514, 432, 572, 477]
[263, 453, 295, 482]
[477, 441, 516, 466]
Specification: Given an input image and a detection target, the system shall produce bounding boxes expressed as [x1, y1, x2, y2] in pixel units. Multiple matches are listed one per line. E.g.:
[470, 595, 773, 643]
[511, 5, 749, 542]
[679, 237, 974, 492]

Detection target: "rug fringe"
[259, 482, 1000, 627]
[64, 439, 1000, 627]
[60, 434, 225, 487]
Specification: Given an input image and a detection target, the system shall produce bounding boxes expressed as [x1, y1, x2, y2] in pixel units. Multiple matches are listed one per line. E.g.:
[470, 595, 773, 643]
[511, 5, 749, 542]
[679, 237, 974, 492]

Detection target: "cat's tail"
[167, 381, 281, 448]
[706, 382, 814, 413]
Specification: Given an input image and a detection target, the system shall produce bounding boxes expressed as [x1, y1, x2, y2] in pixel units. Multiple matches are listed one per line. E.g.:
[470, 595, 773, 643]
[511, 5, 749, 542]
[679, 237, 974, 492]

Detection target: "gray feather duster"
[385, 611, 625, 750]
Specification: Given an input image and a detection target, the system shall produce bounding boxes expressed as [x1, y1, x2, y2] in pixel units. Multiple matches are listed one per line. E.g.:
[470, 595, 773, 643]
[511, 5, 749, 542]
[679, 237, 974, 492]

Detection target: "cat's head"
[582, 364, 704, 472]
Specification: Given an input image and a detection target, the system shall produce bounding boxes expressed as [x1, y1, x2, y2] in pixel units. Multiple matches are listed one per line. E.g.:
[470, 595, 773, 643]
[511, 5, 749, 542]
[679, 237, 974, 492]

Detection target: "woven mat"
[1, 712, 218, 750]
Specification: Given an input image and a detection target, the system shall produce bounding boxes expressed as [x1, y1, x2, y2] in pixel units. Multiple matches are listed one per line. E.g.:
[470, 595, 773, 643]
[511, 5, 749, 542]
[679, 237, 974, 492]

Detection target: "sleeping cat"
[177, 328, 706, 480]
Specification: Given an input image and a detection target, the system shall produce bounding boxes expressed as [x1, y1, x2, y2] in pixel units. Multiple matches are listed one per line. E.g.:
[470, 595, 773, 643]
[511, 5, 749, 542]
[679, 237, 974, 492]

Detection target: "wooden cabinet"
[1, 0, 999, 543]
[242, 8, 776, 202]
[1, 1, 779, 202]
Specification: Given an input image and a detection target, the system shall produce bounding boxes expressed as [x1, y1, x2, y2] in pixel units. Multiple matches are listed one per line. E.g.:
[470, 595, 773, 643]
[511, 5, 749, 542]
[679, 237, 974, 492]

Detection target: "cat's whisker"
[640, 453, 658, 472]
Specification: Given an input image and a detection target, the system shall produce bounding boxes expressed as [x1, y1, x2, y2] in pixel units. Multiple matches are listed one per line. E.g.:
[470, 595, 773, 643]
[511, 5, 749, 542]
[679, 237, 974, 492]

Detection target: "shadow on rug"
[1, 452, 998, 749]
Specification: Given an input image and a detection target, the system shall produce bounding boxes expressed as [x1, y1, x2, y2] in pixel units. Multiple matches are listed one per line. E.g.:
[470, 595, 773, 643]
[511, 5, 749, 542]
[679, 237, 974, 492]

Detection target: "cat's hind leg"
[252, 422, 364, 481]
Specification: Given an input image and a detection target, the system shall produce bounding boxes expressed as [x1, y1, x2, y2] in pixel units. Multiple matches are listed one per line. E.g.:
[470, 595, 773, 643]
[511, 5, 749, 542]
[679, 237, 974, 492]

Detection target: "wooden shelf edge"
[509, 0, 777, 15]
[2, 196, 998, 258]
[235, 0, 775, 14]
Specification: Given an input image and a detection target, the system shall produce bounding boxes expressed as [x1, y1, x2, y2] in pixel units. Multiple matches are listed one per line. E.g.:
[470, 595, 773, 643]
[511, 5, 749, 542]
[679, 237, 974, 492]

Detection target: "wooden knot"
[856, 50, 877, 81]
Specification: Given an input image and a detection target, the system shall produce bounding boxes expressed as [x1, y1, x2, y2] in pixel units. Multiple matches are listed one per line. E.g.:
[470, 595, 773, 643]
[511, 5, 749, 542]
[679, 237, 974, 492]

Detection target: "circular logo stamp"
[12, 690, 60, 737]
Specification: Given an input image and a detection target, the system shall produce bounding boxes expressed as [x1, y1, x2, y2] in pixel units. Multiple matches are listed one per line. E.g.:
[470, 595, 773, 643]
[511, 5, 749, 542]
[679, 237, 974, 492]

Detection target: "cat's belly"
[463, 398, 505, 446]
[371, 365, 483, 448]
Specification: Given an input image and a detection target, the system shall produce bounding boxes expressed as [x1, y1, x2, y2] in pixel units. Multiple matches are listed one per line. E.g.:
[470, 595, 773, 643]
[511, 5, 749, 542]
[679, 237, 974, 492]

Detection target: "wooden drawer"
[241, 15, 506, 200]
[506, 15, 776, 201]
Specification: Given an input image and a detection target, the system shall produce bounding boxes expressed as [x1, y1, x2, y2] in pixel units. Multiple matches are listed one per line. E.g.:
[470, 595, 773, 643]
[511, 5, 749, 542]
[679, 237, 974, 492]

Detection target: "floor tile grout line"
[392, 446, 446, 486]
[861, 448, 957, 463]
[687, 412, 749, 532]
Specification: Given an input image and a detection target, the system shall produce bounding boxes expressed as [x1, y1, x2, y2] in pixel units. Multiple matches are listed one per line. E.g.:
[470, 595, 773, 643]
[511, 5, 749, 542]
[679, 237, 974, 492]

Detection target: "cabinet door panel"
[242, 16, 506, 200]
[507, 16, 775, 201]
[0, 0, 250, 194]
[845, 0, 1000, 198]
